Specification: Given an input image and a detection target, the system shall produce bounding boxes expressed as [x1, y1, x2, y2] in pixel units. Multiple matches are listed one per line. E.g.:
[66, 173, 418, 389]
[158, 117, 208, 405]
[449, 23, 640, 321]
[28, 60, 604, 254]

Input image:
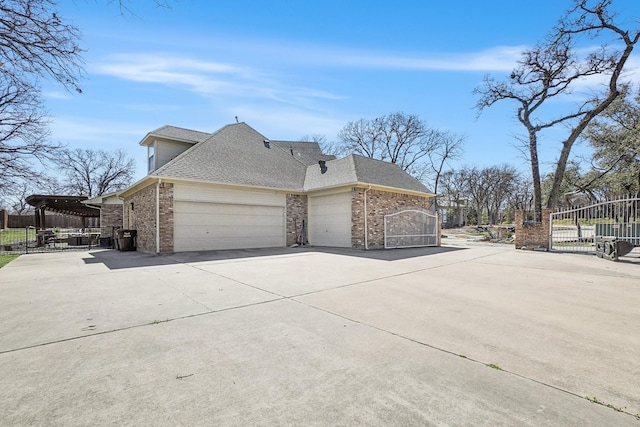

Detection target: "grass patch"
[0, 254, 19, 268]
[0, 228, 35, 245]
[487, 363, 502, 370]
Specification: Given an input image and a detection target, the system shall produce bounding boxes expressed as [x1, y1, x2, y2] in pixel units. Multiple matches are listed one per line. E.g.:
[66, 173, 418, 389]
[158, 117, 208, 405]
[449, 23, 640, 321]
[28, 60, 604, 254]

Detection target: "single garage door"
[308, 192, 352, 247]
[173, 184, 285, 252]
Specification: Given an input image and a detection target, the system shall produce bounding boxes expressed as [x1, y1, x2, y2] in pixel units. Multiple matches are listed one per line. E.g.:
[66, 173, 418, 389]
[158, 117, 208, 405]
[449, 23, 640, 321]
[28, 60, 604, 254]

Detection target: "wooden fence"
[1, 210, 86, 229]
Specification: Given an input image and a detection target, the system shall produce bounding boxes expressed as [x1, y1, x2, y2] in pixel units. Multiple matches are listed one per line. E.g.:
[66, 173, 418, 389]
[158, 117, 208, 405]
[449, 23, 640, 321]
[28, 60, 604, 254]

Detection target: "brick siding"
[100, 204, 122, 237]
[158, 182, 174, 253]
[352, 188, 434, 249]
[123, 182, 174, 253]
[286, 194, 307, 246]
[515, 209, 551, 250]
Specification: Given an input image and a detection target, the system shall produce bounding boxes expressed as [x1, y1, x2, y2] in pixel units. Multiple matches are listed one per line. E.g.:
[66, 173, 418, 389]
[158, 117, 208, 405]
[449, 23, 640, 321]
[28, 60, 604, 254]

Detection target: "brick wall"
[515, 209, 551, 250]
[352, 188, 434, 249]
[286, 194, 307, 246]
[158, 182, 174, 253]
[100, 204, 122, 237]
[123, 182, 174, 253]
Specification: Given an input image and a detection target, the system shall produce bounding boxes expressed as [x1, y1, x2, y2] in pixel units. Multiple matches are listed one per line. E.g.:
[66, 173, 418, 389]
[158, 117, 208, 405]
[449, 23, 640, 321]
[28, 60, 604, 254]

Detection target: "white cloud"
[306, 45, 525, 72]
[188, 36, 526, 72]
[92, 53, 343, 108]
[229, 105, 345, 139]
[43, 91, 73, 100]
[49, 117, 148, 145]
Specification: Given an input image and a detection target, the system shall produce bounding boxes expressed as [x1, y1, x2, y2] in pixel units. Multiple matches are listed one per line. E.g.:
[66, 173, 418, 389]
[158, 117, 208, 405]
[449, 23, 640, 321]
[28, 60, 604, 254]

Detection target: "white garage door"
[308, 192, 352, 247]
[173, 185, 285, 252]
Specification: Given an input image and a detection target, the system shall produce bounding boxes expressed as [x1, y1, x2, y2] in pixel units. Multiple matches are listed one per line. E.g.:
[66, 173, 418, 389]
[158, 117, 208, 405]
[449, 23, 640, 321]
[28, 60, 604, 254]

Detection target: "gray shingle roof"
[148, 123, 433, 195]
[153, 123, 308, 190]
[304, 154, 432, 194]
[143, 125, 211, 145]
[271, 141, 336, 166]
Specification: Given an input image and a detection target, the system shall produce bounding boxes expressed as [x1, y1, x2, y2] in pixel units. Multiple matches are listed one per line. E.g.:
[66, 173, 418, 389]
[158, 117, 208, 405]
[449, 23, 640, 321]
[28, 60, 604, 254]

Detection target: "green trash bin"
[117, 229, 137, 251]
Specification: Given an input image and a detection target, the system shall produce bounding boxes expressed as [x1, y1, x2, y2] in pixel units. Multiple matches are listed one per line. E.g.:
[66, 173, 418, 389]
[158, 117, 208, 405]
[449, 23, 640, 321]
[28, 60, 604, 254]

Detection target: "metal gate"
[550, 197, 640, 253]
[384, 209, 439, 249]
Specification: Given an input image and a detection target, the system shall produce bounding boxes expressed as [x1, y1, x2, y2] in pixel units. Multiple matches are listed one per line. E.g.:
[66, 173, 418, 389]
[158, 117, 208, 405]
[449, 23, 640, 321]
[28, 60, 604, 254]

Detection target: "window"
[148, 144, 155, 172]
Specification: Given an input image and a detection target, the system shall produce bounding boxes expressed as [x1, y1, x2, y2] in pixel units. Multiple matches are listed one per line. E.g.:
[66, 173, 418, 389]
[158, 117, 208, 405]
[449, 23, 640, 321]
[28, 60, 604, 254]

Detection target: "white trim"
[156, 179, 161, 254]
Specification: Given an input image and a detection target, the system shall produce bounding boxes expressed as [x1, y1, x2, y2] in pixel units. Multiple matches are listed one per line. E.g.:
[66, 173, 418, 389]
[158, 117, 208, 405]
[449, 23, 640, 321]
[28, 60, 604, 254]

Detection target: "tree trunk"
[529, 129, 543, 221]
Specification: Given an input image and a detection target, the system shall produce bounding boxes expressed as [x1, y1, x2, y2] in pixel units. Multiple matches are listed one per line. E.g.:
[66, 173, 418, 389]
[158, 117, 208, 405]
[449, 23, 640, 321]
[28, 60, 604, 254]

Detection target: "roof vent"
[318, 160, 327, 174]
[263, 139, 270, 148]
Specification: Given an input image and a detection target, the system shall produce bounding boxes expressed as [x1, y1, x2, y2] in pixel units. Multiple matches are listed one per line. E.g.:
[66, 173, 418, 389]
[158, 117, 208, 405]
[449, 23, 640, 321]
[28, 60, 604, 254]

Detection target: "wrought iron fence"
[0, 227, 118, 255]
[550, 197, 640, 253]
[384, 209, 439, 249]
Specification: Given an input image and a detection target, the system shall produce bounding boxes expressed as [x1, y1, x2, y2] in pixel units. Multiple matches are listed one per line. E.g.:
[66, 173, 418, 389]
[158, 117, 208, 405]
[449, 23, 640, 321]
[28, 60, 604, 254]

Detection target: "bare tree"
[446, 165, 522, 226]
[0, 180, 33, 214]
[0, 74, 64, 192]
[475, 0, 640, 219]
[418, 131, 465, 206]
[55, 149, 136, 197]
[459, 166, 490, 225]
[107, 0, 174, 16]
[337, 112, 464, 183]
[0, 0, 173, 195]
[439, 169, 470, 227]
[299, 133, 340, 157]
[585, 87, 640, 196]
[0, 0, 83, 191]
[485, 164, 519, 225]
[507, 176, 535, 218]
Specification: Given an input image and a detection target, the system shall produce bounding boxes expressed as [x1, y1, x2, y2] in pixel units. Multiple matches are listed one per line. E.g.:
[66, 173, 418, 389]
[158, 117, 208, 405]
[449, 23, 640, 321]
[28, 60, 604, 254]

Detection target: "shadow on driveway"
[83, 245, 466, 270]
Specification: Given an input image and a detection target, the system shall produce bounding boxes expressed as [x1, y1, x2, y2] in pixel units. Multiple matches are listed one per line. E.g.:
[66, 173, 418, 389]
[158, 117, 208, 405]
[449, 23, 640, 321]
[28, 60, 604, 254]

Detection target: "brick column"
[515, 209, 551, 250]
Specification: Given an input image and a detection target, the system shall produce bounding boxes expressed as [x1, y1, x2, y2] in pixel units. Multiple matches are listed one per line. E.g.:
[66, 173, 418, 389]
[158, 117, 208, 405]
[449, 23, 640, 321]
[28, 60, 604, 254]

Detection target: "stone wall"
[286, 194, 307, 246]
[352, 188, 434, 249]
[100, 204, 122, 237]
[515, 209, 551, 250]
[123, 182, 174, 253]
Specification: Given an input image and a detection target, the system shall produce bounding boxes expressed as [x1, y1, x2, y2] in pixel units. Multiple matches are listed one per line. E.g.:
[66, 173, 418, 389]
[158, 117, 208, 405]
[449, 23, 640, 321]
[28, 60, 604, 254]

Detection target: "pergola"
[25, 195, 100, 229]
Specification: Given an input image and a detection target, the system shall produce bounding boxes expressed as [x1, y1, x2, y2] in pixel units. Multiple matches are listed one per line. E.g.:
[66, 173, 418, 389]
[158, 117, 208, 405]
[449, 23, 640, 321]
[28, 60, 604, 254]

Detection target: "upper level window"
[148, 144, 155, 172]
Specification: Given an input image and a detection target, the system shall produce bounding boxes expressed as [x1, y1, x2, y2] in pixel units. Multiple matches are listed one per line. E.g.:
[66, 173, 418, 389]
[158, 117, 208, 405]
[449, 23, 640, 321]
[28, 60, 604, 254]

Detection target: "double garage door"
[173, 184, 285, 252]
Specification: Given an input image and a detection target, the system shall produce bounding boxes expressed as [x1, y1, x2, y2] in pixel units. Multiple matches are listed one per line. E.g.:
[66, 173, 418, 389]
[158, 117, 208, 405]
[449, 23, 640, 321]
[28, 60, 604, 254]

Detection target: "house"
[83, 192, 124, 241]
[119, 122, 437, 253]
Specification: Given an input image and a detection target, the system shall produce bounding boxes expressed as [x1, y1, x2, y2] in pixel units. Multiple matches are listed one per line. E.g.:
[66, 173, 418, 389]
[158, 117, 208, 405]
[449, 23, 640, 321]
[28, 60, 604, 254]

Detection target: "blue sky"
[44, 0, 640, 181]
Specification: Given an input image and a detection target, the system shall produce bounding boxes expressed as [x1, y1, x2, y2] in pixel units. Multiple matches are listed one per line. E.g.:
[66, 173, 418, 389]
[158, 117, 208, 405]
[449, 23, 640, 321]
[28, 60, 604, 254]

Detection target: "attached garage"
[173, 184, 285, 252]
[308, 191, 352, 247]
[120, 123, 437, 253]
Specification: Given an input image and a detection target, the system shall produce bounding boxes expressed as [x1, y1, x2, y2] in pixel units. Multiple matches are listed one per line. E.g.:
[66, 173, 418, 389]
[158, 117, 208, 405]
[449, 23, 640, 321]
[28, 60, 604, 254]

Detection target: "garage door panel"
[174, 184, 283, 206]
[174, 201, 284, 251]
[309, 192, 352, 247]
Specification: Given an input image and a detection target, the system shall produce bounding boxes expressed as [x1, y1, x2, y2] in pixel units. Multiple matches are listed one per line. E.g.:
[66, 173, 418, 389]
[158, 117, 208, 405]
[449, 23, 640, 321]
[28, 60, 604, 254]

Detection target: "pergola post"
[40, 206, 47, 229]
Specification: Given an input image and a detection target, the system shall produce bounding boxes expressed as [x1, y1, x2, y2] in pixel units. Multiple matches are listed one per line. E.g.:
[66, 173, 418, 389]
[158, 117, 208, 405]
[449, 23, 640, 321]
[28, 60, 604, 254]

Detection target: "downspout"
[364, 186, 371, 250]
[156, 178, 161, 254]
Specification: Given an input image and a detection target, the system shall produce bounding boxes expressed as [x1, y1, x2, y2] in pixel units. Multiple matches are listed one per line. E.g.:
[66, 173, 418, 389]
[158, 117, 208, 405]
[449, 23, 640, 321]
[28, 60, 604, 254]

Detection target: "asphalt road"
[1, 244, 639, 426]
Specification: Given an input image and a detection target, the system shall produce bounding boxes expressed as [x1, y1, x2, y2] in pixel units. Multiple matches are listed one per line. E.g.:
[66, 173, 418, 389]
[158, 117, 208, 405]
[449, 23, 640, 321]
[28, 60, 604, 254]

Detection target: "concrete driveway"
[1, 244, 639, 426]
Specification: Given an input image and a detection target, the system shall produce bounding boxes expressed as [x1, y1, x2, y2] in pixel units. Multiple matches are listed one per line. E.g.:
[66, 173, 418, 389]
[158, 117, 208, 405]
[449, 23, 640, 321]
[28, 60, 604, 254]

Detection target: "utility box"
[117, 229, 137, 252]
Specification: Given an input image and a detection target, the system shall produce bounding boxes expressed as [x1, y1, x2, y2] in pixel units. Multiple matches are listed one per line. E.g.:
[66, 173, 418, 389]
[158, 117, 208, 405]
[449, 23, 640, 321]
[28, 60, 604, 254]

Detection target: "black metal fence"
[0, 227, 118, 255]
